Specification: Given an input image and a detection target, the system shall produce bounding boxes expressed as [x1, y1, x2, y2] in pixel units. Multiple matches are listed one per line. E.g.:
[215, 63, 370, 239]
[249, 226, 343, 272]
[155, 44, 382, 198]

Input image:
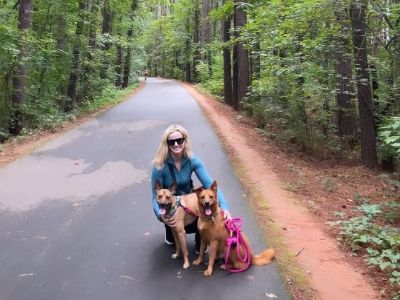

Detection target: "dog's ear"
[210, 180, 217, 193]
[195, 186, 203, 198]
[155, 180, 161, 192]
[169, 181, 177, 195]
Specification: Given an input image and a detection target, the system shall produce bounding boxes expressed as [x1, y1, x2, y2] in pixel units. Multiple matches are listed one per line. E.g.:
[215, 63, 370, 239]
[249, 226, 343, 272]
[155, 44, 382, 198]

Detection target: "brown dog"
[155, 181, 199, 269]
[193, 181, 275, 276]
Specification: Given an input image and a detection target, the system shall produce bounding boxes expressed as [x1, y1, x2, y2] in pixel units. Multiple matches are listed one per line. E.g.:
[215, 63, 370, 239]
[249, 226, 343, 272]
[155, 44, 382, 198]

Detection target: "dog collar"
[164, 197, 180, 218]
[200, 209, 220, 223]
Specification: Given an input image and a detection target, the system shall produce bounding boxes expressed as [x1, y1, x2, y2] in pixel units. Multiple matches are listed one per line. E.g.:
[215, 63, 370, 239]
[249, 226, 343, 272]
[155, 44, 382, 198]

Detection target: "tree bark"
[185, 17, 192, 82]
[334, 5, 356, 139]
[350, 1, 378, 168]
[222, 11, 233, 107]
[66, 0, 86, 111]
[232, 0, 249, 111]
[100, 0, 112, 79]
[252, 39, 261, 81]
[192, 0, 200, 82]
[122, 0, 138, 88]
[9, 0, 33, 135]
[82, 0, 99, 100]
[115, 41, 123, 87]
[334, 5, 356, 141]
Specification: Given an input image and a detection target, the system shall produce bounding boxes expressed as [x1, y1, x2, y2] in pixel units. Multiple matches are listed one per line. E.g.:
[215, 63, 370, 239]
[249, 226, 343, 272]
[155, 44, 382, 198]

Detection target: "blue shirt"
[151, 154, 229, 220]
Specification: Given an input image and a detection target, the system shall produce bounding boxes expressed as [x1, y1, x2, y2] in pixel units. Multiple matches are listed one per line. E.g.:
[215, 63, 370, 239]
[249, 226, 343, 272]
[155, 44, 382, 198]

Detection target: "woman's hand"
[223, 209, 232, 220]
[161, 214, 177, 228]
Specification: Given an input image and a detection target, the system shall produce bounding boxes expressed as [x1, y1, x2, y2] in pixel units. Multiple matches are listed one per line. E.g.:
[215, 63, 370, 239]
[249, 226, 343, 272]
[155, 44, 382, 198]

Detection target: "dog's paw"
[220, 264, 227, 270]
[203, 269, 213, 276]
[183, 262, 190, 269]
[171, 253, 178, 259]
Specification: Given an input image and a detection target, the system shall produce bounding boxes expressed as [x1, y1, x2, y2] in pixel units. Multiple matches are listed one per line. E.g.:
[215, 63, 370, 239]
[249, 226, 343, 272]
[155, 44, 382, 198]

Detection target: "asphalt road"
[0, 78, 291, 300]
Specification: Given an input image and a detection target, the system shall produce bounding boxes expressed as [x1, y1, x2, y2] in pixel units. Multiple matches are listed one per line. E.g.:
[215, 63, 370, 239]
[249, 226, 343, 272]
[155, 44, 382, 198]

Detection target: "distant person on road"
[151, 124, 231, 253]
[144, 70, 148, 81]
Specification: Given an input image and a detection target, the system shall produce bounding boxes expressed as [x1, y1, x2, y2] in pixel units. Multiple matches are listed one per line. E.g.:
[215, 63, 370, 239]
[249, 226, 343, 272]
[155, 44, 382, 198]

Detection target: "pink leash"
[224, 217, 251, 273]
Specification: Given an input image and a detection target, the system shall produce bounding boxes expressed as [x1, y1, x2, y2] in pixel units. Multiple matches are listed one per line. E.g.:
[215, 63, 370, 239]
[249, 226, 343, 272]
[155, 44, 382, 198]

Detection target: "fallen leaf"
[120, 275, 138, 281]
[19, 273, 35, 277]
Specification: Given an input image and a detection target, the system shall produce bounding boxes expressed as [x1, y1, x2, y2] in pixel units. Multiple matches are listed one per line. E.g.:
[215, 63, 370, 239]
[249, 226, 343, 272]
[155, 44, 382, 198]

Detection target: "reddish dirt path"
[183, 83, 380, 300]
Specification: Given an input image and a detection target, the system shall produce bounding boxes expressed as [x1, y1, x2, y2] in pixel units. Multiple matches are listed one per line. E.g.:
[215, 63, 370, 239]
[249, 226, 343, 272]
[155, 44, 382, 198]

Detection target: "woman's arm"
[191, 156, 229, 211]
[151, 167, 162, 221]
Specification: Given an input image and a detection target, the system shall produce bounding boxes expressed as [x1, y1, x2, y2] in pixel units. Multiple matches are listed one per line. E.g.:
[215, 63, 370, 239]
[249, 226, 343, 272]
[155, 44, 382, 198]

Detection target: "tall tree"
[115, 15, 124, 88]
[81, 0, 100, 100]
[200, 0, 212, 76]
[122, 0, 138, 88]
[232, 0, 249, 111]
[184, 17, 192, 82]
[192, 0, 200, 82]
[66, 0, 86, 111]
[350, 0, 378, 168]
[100, 0, 112, 79]
[221, 3, 233, 107]
[334, 5, 356, 139]
[9, 0, 33, 135]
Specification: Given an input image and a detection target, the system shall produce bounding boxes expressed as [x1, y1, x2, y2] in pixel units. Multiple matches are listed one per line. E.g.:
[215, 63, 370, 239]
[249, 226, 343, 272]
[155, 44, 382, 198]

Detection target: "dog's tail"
[251, 248, 275, 266]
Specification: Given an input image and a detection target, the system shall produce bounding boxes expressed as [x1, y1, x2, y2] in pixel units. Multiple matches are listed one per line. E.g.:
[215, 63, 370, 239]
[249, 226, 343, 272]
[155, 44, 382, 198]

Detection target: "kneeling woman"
[150, 124, 231, 253]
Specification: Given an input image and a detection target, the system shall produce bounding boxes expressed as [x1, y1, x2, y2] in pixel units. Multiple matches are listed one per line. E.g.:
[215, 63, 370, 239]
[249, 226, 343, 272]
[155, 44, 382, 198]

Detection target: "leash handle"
[224, 217, 251, 273]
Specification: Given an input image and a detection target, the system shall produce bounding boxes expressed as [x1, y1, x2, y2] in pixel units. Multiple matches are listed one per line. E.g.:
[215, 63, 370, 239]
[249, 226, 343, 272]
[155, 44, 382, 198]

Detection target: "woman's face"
[167, 130, 185, 156]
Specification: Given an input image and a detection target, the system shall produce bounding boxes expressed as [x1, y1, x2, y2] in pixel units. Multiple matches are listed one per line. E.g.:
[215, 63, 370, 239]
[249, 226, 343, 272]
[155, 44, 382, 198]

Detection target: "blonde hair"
[152, 124, 193, 169]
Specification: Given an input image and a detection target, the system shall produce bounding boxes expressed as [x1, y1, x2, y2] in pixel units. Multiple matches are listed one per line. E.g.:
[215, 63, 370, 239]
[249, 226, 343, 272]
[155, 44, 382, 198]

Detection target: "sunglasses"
[167, 137, 185, 146]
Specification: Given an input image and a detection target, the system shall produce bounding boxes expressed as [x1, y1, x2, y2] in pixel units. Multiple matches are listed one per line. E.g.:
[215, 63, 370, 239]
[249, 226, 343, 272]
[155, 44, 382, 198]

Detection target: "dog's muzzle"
[158, 202, 171, 216]
[203, 202, 213, 216]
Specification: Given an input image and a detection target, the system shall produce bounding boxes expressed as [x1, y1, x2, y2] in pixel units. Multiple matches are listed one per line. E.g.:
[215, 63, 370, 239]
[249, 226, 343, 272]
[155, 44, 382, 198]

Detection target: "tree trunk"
[122, 0, 138, 88]
[66, 0, 86, 112]
[100, 0, 112, 79]
[9, 0, 33, 135]
[192, 0, 200, 82]
[222, 11, 233, 107]
[232, 0, 249, 111]
[81, 0, 99, 100]
[334, 6, 357, 139]
[200, 0, 212, 76]
[122, 27, 133, 88]
[185, 17, 192, 82]
[350, 1, 378, 168]
[252, 39, 261, 81]
[115, 42, 123, 88]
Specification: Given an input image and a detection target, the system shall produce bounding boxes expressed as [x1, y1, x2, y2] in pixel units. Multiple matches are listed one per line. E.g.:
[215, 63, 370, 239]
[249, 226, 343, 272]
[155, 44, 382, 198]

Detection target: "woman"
[151, 124, 231, 252]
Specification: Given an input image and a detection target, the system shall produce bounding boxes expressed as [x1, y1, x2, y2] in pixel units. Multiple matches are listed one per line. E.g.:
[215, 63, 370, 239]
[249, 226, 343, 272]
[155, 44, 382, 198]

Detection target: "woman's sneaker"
[165, 231, 174, 245]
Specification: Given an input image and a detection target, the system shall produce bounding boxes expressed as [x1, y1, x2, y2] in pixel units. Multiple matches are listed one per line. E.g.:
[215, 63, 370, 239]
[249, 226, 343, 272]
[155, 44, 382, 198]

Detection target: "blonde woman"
[151, 124, 230, 253]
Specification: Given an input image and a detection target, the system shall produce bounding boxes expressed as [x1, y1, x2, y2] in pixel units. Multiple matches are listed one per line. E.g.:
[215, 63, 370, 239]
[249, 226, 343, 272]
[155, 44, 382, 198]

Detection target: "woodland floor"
[1, 81, 399, 299]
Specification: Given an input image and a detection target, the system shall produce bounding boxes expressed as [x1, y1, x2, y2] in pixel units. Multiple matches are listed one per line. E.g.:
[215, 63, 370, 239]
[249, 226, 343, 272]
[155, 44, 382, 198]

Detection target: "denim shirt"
[151, 154, 229, 220]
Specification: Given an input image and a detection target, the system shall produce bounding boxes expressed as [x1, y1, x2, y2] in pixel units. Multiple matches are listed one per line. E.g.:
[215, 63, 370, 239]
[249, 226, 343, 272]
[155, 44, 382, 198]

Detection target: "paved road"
[0, 78, 291, 300]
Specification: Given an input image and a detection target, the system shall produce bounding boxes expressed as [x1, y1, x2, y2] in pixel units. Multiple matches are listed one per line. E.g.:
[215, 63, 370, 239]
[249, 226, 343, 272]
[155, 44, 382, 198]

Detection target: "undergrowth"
[328, 201, 400, 299]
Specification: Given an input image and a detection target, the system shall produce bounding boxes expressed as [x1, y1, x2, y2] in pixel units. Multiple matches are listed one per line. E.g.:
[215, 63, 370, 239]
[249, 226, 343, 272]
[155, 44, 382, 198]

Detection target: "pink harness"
[176, 196, 198, 217]
[224, 217, 251, 273]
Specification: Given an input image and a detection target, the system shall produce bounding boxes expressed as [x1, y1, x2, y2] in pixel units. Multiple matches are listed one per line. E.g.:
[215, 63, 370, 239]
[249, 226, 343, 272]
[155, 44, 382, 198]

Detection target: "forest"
[1, 0, 400, 170]
[0, 1, 399, 297]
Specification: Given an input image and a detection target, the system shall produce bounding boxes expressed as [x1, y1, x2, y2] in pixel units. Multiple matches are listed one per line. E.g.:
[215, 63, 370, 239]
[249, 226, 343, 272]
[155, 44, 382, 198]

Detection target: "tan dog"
[193, 181, 275, 276]
[155, 181, 199, 269]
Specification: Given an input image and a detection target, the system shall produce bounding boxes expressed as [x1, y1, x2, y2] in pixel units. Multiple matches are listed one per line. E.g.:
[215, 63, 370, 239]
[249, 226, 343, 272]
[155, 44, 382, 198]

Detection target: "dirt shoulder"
[182, 83, 389, 300]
